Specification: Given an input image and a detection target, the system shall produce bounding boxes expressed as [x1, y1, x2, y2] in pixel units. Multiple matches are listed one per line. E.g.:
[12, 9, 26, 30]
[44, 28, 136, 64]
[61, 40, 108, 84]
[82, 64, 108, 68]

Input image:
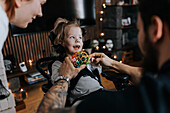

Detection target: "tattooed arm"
[37, 80, 76, 113]
[37, 57, 86, 113]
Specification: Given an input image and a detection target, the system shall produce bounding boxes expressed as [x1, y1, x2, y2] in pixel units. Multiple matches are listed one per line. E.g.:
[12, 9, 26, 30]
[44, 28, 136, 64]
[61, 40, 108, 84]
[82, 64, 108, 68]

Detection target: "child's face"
[62, 26, 83, 55]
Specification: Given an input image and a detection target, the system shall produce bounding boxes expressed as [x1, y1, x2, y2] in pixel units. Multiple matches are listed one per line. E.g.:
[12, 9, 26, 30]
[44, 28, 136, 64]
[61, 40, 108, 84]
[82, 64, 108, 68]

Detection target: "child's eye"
[79, 37, 82, 39]
[70, 36, 75, 39]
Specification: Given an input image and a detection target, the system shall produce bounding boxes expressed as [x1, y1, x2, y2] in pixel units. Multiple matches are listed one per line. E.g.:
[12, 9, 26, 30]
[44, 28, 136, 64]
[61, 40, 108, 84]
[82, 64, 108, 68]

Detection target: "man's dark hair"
[139, 0, 170, 32]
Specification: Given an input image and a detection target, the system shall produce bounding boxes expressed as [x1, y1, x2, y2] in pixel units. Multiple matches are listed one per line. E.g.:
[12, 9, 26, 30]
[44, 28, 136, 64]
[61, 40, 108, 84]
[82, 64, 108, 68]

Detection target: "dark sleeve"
[76, 87, 143, 113]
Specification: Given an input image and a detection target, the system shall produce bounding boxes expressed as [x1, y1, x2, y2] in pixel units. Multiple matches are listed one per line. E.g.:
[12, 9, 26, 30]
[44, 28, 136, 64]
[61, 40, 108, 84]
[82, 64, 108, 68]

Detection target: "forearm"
[37, 80, 70, 113]
[110, 60, 143, 84]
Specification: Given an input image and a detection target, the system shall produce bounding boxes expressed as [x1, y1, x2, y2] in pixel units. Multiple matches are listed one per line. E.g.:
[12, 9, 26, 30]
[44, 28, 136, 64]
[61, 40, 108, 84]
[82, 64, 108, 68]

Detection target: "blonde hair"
[51, 17, 81, 45]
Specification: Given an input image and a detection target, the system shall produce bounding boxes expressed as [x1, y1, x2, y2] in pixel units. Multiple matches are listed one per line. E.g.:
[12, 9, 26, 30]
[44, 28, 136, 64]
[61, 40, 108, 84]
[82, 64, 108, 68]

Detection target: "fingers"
[73, 64, 86, 78]
[79, 64, 86, 70]
[62, 56, 87, 79]
[95, 57, 102, 64]
[65, 57, 74, 68]
[89, 53, 102, 63]
[89, 52, 101, 58]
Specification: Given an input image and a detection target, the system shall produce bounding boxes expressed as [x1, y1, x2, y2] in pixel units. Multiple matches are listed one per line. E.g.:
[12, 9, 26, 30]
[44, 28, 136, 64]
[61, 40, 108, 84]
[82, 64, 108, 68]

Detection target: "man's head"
[6, 0, 46, 28]
[137, 0, 170, 73]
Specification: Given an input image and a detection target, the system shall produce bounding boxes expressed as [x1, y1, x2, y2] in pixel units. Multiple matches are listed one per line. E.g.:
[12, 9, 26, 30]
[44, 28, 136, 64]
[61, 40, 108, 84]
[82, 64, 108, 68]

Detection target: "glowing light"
[29, 59, 33, 66]
[103, 46, 106, 49]
[100, 11, 104, 14]
[114, 55, 117, 59]
[119, 61, 122, 63]
[100, 18, 103, 21]
[96, 46, 99, 51]
[20, 88, 24, 92]
[103, 3, 106, 8]
[100, 32, 105, 36]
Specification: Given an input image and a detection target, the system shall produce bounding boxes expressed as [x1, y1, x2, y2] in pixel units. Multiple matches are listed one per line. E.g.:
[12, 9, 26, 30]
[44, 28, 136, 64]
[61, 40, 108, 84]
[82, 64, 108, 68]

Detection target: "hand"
[59, 57, 86, 79]
[89, 52, 113, 67]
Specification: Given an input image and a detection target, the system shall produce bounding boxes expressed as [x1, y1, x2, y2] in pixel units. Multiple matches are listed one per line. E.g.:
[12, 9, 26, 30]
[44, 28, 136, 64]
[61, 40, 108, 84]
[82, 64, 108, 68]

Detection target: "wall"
[3, 30, 54, 65]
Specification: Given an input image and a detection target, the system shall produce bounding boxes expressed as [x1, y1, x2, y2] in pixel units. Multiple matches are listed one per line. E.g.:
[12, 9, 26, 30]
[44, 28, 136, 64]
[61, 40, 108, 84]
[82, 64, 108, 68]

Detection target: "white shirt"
[0, 5, 9, 88]
[0, 5, 16, 112]
[0, 6, 9, 51]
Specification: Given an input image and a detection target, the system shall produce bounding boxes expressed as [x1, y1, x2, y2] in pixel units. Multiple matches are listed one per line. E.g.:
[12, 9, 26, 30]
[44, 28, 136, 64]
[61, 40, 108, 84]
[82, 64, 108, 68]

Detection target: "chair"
[36, 28, 131, 93]
[101, 68, 131, 91]
[36, 56, 64, 93]
[36, 56, 131, 92]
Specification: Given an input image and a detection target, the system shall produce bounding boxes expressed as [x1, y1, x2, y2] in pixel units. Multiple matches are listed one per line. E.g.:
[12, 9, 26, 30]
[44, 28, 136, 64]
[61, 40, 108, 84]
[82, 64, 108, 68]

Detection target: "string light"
[96, 46, 99, 51]
[29, 59, 33, 66]
[20, 88, 24, 92]
[113, 55, 117, 59]
[100, 18, 103, 21]
[103, 3, 106, 8]
[100, 32, 105, 37]
[100, 11, 104, 14]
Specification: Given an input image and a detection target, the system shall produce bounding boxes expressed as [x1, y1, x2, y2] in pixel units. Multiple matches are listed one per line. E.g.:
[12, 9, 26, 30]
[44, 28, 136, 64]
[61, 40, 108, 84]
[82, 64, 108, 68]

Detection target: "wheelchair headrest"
[49, 32, 57, 46]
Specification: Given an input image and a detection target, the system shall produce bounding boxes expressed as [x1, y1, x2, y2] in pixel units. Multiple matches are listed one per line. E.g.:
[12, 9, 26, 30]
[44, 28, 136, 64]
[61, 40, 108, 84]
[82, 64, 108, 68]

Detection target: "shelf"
[118, 4, 138, 7]
[7, 64, 47, 79]
[105, 4, 138, 7]
[121, 25, 136, 29]
[103, 25, 136, 29]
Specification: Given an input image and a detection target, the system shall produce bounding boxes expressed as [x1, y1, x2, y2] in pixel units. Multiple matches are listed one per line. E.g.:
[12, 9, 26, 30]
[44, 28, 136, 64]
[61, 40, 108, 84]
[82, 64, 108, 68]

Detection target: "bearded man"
[37, 0, 170, 112]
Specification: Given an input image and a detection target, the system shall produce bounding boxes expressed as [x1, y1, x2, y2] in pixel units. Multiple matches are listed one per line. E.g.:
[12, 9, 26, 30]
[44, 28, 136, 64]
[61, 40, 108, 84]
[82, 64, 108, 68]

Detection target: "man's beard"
[142, 33, 159, 74]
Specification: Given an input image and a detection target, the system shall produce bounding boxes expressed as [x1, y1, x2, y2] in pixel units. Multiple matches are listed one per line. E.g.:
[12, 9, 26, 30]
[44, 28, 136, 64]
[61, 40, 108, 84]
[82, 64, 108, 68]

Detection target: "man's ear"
[15, 0, 22, 8]
[150, 16, 163, 43]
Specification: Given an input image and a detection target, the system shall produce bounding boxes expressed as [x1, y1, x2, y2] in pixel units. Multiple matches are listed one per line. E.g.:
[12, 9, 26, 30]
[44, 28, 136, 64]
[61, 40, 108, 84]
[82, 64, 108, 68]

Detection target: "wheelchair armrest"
[101, 71, 130, 90]
[36, 56, 64, 93]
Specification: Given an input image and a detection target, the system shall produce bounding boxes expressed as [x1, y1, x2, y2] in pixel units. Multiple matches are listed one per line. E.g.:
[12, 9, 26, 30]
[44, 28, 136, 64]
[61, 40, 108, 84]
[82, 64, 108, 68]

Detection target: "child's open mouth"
[73, 45, 80, 50]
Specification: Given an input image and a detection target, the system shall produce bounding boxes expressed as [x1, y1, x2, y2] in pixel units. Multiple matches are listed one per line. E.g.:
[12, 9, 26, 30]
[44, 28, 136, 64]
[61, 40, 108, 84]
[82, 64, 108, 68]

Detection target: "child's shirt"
[51, 60, 103, 105]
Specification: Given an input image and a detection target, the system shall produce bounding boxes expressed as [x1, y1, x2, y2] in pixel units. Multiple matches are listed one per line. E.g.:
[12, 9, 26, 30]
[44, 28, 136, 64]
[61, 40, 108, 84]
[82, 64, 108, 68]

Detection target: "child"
[50, 18, 103, 106]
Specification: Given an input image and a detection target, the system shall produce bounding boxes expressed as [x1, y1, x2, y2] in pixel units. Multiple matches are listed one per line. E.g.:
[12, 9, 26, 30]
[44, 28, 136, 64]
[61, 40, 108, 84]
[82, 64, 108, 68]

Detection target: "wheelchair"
[36, 45, 131, 93]
[36, 29, 132, 106]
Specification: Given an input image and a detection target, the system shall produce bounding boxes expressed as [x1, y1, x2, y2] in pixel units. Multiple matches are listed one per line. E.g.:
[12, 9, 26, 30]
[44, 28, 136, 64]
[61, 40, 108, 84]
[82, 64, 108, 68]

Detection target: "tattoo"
[37, 80, 76, 113]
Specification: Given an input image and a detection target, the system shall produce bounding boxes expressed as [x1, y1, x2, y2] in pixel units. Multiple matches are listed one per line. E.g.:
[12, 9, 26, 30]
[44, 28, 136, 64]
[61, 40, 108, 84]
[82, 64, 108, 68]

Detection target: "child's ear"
[15, 0, 22, 8]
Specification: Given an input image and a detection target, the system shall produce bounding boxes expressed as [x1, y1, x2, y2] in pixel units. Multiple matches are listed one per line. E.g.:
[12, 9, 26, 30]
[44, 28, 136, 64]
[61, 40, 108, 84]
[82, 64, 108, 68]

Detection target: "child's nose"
[75, 38, 80, 42]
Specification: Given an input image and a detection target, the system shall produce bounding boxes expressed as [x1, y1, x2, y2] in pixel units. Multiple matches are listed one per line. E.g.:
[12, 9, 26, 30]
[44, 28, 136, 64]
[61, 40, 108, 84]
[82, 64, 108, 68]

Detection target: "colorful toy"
[72, 51, 89, 68]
